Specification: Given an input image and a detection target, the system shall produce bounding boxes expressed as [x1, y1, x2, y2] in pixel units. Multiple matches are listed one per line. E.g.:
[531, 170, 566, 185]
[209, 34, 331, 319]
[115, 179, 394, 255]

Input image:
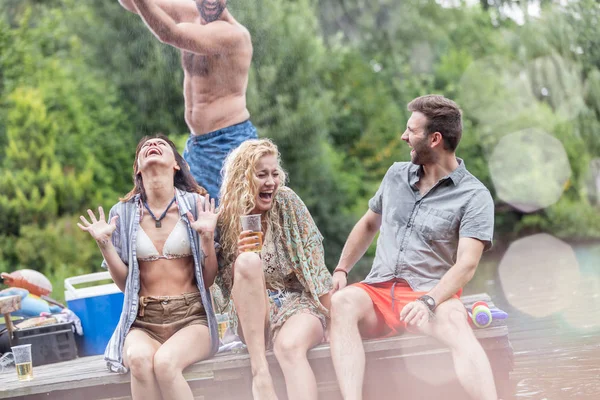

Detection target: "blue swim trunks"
[183, 120, 258, 200]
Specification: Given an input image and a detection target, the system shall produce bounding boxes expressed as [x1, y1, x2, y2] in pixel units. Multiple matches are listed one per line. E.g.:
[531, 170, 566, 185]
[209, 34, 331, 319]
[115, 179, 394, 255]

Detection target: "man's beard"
[197, 1, 225, 23]
[411, 141, 437, 165]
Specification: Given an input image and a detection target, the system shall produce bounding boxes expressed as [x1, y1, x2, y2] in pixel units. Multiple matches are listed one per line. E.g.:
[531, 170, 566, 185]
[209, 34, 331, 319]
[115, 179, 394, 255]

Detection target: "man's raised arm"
[131, 0, 249, 55]
[118, 0, 197, 24]
[118, 0, 138, 13]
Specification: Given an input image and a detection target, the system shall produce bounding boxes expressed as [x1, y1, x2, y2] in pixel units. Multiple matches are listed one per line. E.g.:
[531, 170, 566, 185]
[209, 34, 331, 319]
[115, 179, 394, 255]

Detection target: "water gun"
[468, 301, 508, 328]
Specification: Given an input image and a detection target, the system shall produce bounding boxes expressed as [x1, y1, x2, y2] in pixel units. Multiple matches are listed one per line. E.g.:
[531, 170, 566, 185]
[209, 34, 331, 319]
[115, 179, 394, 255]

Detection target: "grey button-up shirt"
[364, 159, 494, 291]
[101, 188, 219, 373]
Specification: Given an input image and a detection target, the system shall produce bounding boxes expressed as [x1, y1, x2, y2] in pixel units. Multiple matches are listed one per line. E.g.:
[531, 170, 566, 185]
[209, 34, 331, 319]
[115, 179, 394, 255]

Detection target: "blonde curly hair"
[218, 139, 287, 269]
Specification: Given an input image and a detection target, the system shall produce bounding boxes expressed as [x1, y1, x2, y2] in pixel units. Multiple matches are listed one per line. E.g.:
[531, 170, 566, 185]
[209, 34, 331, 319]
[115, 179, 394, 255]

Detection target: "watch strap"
[417, 295, 436, 312]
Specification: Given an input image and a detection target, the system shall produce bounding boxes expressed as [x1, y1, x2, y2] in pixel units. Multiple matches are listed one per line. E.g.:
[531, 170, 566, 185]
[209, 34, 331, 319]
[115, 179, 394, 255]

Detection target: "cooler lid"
[64, 272, 122, 301]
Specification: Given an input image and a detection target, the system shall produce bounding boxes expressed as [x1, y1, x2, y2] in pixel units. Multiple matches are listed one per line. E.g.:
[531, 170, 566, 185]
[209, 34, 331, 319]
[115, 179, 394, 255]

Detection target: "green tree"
[69, 1, 187, 137]
[235, 0, 357, 267]
[0, 4, 133, 298]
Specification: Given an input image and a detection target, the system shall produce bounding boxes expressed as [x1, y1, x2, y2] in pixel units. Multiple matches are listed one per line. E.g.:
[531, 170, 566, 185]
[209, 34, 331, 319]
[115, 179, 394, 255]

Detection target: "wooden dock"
[0, 294, 514, 400]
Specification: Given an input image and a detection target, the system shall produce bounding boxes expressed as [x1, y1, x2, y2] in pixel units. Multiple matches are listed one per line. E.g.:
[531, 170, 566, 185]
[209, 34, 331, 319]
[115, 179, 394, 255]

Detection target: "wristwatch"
[417, 295, 436, 312]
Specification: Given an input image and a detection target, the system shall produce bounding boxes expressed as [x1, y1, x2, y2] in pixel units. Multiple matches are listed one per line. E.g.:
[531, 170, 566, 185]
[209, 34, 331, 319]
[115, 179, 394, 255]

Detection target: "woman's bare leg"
[232, 252, 278, 400]
[153, 324, 212, 400]
[123, 329, 161, 400]
[273, 313, 324, 400]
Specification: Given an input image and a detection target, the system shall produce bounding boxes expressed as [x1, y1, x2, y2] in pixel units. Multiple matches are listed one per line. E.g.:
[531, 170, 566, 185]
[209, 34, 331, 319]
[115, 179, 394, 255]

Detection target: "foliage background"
[1, 0, 599, 302]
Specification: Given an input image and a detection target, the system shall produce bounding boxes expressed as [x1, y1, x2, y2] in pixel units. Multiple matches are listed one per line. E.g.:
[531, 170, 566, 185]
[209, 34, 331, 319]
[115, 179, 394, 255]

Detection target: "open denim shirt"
[101, 188, 219, 373]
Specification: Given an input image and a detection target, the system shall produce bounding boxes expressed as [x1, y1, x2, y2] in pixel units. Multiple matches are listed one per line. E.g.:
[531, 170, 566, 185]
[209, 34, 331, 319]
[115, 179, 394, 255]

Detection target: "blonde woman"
[217, 139, 333, 400]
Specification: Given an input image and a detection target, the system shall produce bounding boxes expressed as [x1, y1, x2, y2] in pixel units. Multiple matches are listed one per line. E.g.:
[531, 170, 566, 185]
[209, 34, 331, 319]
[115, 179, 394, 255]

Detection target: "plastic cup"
[11, 344, 33, 381]
[240, 214, 261, 232]
[216, 313, 229, 340]
[240, 214, 262, 253]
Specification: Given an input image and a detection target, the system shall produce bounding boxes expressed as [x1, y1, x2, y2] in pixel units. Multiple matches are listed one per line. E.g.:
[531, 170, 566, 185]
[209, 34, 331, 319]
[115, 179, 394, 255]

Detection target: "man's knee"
[126, 345, 156, 380]
[233, 252, 262, 281]
[331, 288, 367, 323]
[432, 300, 472, 346]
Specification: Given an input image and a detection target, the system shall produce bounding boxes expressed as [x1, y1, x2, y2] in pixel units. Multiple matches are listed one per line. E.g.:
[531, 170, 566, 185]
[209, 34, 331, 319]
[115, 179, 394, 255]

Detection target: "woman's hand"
[237, 230, 262, 256]
[187, 194, 220, 238]
[77, 207, 118, 246]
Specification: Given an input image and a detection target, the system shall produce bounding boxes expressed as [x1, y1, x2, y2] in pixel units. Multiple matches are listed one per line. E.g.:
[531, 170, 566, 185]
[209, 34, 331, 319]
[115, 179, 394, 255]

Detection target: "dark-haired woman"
[78, 135, 220, 400]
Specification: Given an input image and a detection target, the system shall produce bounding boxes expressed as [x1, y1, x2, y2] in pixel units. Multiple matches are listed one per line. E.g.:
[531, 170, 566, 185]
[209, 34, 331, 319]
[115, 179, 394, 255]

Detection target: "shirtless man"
[119, 0, 256, 199]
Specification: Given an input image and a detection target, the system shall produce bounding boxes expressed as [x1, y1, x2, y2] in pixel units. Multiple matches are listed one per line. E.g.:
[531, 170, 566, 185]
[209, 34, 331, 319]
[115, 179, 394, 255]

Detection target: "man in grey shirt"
[329, 95, 498, 400]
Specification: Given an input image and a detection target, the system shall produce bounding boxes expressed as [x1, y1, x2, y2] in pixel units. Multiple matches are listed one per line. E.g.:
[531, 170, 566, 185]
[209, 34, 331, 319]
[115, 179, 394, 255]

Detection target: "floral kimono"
[216, 186, 332, 343]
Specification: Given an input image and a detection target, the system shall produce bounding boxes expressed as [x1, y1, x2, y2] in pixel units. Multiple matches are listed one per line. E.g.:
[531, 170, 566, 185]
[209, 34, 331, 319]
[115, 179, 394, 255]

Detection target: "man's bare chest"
[182, 52, 224, 77]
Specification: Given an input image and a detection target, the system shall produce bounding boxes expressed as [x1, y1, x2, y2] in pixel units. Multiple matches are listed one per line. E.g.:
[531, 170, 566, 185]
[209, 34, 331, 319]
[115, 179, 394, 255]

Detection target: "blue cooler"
[65, 271, 124, 357]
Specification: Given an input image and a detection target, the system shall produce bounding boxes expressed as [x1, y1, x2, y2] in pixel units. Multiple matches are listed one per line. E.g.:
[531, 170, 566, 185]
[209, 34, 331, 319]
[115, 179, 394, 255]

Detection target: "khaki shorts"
[130, 292, 208, 344]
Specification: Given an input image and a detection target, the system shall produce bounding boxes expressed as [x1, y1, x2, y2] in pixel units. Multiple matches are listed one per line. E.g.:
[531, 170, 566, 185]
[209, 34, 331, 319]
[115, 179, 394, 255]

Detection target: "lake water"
[465, 240, 600, 400]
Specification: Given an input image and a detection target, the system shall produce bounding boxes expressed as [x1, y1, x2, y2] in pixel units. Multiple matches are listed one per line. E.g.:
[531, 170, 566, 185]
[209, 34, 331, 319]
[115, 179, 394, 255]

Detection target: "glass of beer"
[11, 344, 33, 381]
[240, 214, 263, 252]
[216, 313, 229, 341]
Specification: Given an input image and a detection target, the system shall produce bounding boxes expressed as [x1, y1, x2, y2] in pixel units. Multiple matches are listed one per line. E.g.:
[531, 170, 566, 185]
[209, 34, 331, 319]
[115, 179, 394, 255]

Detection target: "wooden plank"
[181, 325, 509, 374]
[461, 293, 492, 306]
[0, 357, 128, 398]
[0, 326, 509, 398]
[0, 293, 511, 399]
[0, 296, 21, 314]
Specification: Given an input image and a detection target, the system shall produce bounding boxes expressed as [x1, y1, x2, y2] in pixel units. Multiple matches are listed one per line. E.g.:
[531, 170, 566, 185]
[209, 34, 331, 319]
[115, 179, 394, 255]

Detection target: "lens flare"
[527, 53, 585, 122]
[499, 234, 580, 317]
[458, 56, 540, 152]
[488, 128, 571, 213]
[560, 273, 600, 333]
[560, 244, 600, 332]
[458, 54, 584, 155]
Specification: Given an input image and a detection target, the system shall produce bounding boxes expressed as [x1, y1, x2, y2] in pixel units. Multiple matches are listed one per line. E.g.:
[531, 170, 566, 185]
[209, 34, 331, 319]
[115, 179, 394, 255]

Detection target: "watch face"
[420, 296, 435, 310]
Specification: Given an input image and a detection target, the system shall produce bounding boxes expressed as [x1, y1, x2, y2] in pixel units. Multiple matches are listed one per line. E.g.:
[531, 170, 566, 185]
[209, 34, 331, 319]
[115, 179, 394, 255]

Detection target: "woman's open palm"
[77, 207, 118, 243]
[187, 194, 220, 235]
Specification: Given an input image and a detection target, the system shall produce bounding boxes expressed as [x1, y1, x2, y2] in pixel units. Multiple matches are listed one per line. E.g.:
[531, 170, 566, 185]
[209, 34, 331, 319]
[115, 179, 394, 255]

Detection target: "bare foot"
[252, 371, 278, 400]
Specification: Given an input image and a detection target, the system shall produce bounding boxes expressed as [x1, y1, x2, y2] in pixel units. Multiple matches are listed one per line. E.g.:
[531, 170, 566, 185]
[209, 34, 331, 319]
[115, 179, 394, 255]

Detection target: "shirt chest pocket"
[418, 208, 455, 241]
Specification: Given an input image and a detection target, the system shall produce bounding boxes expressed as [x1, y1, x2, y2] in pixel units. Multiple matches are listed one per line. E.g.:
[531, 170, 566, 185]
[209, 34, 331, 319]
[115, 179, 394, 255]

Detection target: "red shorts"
[353, 280, 462, 337]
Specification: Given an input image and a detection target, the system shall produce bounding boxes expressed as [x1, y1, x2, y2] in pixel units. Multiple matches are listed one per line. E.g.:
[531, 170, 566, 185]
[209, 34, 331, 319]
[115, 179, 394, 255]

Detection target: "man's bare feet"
[252, 370, 278, 400]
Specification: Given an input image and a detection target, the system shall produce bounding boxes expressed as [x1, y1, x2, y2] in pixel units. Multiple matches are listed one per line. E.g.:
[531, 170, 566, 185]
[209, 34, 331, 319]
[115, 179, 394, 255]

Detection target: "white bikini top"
[136, 219, 192, 262]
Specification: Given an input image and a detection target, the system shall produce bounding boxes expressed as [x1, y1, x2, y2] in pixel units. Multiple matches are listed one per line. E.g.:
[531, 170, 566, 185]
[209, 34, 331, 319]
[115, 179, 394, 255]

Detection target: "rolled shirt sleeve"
[369, 168, 392, 215]
[459, 189, 495, 251]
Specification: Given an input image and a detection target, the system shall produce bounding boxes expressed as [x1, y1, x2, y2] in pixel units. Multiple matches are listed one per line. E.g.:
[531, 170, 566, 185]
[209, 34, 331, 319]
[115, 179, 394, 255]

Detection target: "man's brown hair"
[407, 95, 462, 151]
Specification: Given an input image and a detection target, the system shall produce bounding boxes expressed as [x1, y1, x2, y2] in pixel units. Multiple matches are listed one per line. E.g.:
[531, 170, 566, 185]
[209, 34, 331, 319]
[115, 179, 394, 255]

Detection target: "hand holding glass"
[240, 214, 262, 253]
